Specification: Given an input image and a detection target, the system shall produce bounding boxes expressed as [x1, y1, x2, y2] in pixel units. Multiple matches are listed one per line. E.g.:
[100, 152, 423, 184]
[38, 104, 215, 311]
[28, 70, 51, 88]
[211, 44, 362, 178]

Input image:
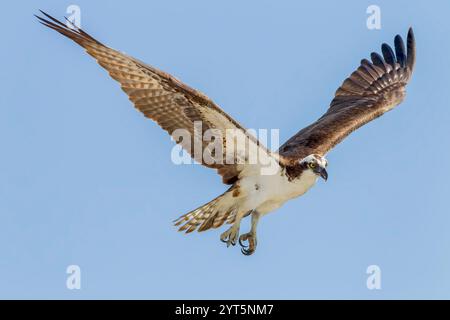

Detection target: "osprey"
[37, 11, 416, 255]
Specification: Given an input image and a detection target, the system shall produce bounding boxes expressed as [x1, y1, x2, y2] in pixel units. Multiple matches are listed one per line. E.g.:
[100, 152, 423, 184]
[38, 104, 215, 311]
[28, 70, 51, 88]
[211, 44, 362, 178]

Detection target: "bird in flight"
[36, 11, 415, 255]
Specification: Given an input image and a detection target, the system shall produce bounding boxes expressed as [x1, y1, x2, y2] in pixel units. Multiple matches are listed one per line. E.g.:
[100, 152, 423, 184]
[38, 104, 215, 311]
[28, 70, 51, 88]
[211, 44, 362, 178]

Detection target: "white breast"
[239, 169, 318, 215]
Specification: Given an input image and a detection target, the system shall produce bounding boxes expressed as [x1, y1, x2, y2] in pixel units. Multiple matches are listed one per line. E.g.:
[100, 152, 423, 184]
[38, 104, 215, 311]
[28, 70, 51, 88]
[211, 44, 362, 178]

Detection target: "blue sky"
[1, 0, 450, 299]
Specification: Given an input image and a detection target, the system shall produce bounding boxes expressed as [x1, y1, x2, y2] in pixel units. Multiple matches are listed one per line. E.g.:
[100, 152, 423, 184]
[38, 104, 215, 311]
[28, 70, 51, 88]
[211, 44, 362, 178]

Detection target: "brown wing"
[279, 28, 416, 162]
[36, 11, 273, 184]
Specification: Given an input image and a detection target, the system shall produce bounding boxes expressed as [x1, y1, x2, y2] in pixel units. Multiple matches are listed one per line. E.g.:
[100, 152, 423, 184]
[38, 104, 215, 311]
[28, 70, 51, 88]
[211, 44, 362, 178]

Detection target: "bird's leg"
[239, 210, 261, 255]
[220, 218, 241, 247]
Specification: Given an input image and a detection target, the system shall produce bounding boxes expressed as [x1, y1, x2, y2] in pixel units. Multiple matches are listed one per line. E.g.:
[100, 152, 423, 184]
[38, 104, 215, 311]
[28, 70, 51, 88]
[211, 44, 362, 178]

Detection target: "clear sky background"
[1, 0, 449, 299]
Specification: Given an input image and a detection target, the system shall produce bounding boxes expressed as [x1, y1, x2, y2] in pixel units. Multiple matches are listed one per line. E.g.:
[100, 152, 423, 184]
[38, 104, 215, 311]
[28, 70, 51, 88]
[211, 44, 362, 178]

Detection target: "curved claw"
[220, 226, 240, 247]
[241, 247, 255, 256]
[238, 232, 257, 256]
[239, 234, 249, 248]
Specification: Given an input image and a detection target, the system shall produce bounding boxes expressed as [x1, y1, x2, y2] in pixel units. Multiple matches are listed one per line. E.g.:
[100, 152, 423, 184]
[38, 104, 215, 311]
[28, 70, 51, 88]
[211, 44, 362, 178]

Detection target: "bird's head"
[300, 154, 328, 181]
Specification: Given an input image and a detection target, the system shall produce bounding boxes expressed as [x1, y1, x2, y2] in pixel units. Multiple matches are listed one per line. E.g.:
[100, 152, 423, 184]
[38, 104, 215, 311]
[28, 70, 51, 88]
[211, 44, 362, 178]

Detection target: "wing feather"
[37, 11, 274, 184]
[279, 29, 416, 162]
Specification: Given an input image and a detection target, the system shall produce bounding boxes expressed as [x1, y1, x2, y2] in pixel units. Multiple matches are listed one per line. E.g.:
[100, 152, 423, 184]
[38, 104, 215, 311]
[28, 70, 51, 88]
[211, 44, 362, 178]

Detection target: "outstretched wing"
[36, 11, 274, 184]
[279, 28, 416, 162]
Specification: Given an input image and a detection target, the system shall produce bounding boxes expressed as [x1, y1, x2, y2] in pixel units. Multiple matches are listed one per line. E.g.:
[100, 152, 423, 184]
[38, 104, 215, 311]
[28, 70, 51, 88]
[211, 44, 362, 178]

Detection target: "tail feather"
[174, 189, 237, 233]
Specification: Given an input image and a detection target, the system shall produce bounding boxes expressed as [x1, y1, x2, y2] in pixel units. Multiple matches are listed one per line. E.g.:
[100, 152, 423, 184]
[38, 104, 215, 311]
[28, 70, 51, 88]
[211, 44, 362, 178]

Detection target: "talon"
[239, 234, 248, 248]
[239, 235, 248, 248]
[241, 247, 254, 256]
[238, 232, 257, 256]
[220, 231, 230, 244]
[220, 225, 240, 248]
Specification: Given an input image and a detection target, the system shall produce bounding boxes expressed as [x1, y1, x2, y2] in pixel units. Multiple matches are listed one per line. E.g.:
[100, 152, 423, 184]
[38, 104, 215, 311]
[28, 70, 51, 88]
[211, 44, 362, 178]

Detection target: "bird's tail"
[173, 187, 239, 233]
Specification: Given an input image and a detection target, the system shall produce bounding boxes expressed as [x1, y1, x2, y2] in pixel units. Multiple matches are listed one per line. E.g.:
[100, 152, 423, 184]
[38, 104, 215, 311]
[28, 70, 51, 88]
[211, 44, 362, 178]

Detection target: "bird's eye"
[309, 162, 316, 169]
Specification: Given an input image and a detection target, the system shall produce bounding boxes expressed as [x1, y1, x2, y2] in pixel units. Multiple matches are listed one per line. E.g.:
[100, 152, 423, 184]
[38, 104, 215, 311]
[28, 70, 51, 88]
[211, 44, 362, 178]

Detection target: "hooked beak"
[314, 166, 328, 181]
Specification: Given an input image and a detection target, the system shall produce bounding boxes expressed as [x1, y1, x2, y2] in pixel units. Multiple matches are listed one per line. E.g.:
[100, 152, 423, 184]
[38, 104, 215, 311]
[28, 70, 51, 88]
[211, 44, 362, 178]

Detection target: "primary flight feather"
[37, 11, 415, 255]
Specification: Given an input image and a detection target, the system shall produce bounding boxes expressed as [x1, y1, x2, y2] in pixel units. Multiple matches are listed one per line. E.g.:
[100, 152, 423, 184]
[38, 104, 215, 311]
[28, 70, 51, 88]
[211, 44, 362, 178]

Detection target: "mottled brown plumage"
[279, 28, 415, 163]
[35, 11, 270, 186]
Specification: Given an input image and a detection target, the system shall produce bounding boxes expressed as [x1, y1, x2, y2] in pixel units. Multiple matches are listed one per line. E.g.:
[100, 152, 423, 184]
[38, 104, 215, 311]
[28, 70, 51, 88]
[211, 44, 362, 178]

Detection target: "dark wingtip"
[370, 52, 385, 68]
[361, 58, 371, 66]
[394, 34, 403, 45]
[394, 34, 406, 68]
[34, 10, 104, 47]
[35, 10, 65, 28]
[381, 43, 395, 65]
[406, 27, 416, 71]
